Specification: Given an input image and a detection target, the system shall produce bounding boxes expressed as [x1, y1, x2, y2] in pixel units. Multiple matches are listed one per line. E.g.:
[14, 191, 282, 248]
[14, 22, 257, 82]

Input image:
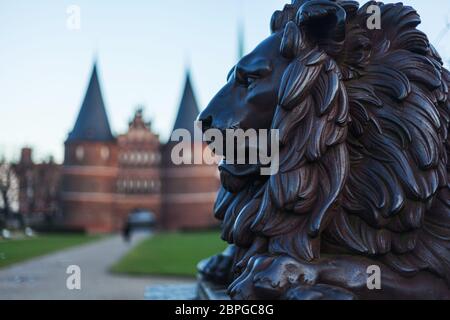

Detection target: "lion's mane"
[214, 0, 450, 284]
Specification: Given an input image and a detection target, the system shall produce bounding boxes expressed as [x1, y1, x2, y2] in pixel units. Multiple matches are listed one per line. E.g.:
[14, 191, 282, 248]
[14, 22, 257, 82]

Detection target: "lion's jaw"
[219, 163, 255, 194]
[218, 160, 262, 193]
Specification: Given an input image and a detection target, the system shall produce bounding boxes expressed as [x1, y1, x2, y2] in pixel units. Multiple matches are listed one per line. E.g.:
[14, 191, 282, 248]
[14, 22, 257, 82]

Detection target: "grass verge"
[0, 233, 103, 268]
[111, 231, 227, 277]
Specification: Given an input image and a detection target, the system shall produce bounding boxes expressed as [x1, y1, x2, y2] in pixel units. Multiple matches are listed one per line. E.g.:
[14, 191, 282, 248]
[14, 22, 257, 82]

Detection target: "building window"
[75, 146, 84, 161]
[129, 153, 136, 164]
[136, 152, 142, 164]
[155, 153, 161, 165]
[149, 152, 155, 164]
[101, 146, 110, 160]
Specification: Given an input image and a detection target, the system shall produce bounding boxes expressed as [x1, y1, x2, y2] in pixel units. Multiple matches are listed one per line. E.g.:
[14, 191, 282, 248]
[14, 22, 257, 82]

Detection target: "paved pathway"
[0, 234, 195, 300]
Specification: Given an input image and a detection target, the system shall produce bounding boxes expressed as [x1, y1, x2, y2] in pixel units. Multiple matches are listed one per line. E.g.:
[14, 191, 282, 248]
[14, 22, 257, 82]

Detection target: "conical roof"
[171, 71, 200, 136]
[237, 21, 245, 61]
[66, 64, 114, 143]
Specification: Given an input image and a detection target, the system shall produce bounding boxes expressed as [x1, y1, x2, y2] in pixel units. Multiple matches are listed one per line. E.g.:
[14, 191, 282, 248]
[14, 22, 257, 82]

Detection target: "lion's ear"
[280, 21, 305, 59]
[295, 0, 347, 54]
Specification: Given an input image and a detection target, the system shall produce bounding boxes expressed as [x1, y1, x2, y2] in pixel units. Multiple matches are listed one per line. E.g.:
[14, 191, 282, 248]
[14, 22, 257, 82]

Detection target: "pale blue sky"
[0, 0, 449, 162]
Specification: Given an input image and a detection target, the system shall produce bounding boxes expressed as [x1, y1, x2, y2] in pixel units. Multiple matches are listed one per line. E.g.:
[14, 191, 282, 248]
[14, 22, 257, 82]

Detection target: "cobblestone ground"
[0, 234, 195, 300]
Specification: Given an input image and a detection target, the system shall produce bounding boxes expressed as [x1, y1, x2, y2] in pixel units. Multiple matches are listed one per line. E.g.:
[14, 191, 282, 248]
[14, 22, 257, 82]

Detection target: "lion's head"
[199, 0, 450, 283]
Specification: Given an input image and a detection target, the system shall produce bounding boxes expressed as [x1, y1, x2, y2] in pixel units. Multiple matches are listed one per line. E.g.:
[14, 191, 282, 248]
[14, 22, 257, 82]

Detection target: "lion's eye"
[244, 76, 258, 88]
[235, 67, 259, 88]
[247, 77, 256, 85]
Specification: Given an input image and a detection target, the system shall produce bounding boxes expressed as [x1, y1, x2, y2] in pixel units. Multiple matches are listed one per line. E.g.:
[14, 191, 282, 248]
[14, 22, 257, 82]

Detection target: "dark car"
[123, 210, 155, 241]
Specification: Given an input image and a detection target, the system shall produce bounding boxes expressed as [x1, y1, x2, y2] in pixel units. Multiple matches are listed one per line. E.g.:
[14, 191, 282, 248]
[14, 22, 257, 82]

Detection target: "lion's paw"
[228, 254, 325, 300]
[198, 246, 236, 285]
[198, 254, 233, 285]
[253, 255, 320, 299]
[228, 255, 274, 300]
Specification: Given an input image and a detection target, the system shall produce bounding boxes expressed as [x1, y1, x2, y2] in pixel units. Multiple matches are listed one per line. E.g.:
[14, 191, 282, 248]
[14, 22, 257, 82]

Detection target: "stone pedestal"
[144, 280, 230, 300]
[144, 284, 197, 300]
[197, 279, 230, 300]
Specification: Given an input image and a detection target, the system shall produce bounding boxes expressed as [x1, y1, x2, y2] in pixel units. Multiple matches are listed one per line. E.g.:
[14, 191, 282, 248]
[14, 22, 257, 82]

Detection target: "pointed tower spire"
[67, 63, 114, 143]
[237, 20, 245, 61]
[171, 70, 200, 136]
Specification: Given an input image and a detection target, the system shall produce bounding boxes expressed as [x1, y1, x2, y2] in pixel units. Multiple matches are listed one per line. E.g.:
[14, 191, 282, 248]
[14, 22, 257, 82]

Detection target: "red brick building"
[54, 63, 219, 233]
[161, 72, 219, 230]
[115, 109, 162, 231]
[14, 148, 61, 222]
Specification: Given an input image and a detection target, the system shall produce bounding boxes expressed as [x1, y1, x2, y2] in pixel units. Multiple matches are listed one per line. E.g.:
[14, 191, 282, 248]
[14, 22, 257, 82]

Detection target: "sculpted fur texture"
[198, 0, 450, 299]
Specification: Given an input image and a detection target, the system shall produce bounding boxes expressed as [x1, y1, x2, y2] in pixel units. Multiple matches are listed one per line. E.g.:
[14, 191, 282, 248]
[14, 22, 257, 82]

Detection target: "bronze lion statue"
[198, 0, 450, 300]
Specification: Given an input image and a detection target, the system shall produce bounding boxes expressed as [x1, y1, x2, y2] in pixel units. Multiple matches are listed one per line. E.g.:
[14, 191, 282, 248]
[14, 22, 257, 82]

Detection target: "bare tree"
[0, 159, 19, 228]
[435, 17, 450, 45]
[435, 14, 450, 67]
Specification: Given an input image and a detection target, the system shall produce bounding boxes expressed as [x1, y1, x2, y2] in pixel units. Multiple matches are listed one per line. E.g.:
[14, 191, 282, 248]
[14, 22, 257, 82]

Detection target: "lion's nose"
[198, 114, 213, 133]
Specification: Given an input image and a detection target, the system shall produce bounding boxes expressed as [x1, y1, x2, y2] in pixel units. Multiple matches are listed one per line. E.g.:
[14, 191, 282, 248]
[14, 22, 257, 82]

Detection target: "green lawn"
[111, 231, 227, 277]
[0, 234, 102, 268]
